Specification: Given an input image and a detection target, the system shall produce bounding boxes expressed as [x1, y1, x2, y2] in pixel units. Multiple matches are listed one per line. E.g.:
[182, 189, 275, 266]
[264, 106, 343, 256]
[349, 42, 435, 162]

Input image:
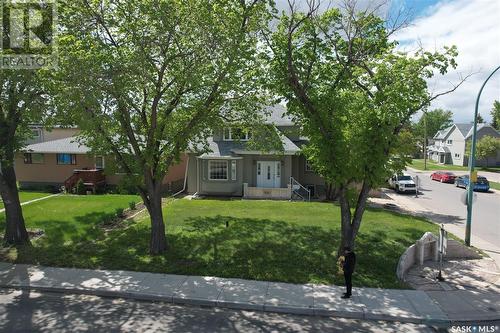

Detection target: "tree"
[491, 100, 500, 130]
[0, 71, 50, 245]
[268, 1, 465, 252]
[56, 0, 272, 254]
[413, 108, 453, 146]
[476, 113, 485, 124]
[0, 0, 54, 245]
[466, 136, 500, 167]
[413, 108, 453, 168]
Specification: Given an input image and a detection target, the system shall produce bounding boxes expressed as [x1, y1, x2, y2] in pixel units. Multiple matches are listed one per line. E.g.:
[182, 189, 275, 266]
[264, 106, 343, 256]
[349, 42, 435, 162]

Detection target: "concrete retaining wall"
[396, 233, 482, 281]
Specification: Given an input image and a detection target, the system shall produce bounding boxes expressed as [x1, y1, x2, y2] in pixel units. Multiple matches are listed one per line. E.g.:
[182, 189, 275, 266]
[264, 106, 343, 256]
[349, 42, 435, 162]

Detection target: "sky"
[275, 0, 500, 123]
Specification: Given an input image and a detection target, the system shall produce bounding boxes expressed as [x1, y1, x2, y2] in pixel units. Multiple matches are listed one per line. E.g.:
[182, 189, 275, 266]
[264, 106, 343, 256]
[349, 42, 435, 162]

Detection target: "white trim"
[231, 149, 298, 155]
[223, 127, 251, 141]
[95, 155, 105, 169]
[231, 160, 237, 181]
[198, 156, 243, 160]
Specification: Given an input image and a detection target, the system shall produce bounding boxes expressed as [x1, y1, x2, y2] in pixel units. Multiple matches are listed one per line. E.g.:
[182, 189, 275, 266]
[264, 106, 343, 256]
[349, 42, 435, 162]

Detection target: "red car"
[430, 171, 456, 183]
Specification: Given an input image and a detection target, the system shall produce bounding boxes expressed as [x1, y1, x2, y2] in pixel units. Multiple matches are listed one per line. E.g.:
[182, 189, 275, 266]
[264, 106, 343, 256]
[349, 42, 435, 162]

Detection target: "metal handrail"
[290, 177, 311, 201]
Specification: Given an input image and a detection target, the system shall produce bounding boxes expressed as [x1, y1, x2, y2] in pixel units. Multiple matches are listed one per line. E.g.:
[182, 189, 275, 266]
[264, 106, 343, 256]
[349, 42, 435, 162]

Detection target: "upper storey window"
[223, 128, 251, 141]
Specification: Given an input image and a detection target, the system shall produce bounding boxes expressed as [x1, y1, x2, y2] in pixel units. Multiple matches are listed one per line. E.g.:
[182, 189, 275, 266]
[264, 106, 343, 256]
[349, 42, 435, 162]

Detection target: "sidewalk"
[0, 193, 61, 213]
[1, 263, 499, 325]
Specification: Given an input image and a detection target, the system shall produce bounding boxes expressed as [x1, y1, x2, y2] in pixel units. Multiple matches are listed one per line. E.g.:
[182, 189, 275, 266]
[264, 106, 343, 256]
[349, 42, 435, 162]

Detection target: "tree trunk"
[337, 186, 353, 256]
[336, 182, 371, 257]
[142, 179, 167, 255]
[0, 164, 30, 246]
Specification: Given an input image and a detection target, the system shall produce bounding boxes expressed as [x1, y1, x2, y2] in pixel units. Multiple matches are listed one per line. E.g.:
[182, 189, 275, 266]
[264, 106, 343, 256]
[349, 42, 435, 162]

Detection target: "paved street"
[404, 169, 500, 247]
[0, 288, 438, 333]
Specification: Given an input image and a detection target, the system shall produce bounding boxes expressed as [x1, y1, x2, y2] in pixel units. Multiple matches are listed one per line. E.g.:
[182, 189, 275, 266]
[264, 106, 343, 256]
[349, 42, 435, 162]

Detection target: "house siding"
[445, 127, 466, 166]
[16, 153, 188, 191]
[15, 153, 96, 187]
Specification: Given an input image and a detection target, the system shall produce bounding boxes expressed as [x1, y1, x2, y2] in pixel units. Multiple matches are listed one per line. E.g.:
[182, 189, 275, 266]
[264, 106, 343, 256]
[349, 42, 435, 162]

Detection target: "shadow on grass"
[2, 208, 434, 289]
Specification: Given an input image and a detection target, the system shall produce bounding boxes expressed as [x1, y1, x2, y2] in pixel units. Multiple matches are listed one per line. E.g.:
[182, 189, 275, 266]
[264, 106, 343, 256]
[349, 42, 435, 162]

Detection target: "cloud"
[393, 0, 500, 123]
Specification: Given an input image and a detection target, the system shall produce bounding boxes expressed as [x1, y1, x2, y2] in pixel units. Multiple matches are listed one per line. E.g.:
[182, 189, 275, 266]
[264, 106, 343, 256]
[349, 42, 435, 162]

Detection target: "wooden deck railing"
[64, 169, 106, 193]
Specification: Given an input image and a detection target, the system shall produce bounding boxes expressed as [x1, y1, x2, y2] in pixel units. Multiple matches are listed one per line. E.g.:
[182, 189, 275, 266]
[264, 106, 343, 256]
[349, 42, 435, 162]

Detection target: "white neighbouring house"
[427, 123, 500, 167]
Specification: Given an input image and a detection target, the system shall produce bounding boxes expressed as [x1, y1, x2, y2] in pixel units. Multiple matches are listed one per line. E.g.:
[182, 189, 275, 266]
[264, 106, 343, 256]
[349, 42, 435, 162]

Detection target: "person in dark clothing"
[342, 246, 356, 299]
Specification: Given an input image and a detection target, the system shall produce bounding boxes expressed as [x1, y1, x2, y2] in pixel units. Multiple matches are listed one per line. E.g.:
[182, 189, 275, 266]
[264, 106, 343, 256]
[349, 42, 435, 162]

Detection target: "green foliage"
[55, 0, 274, 181]
[466, 135, 500, 166]
[128, 201, 137, 211]
[1, 198, 440, 288]
[413, 109, 454, 141]
[268, 7, 459, 188]
[117, 176, 140, 195]
[115, 208, 125, 218]
[477, 113, 485, 124]
[75, 179, 86, 195]
[491, 100, 500, 130]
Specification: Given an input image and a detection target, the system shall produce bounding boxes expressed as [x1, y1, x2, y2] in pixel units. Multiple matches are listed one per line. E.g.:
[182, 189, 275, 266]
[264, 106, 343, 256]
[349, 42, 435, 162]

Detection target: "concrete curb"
[2, 263, 497, 326]
[0, 283, 455, 326]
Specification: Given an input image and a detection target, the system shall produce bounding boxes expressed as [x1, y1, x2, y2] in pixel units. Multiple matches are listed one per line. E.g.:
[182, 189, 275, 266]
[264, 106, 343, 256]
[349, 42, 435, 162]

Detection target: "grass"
[410, 159, 500, 173]
[2, 197, 440, 289]
[489, 181, 500, 191]
[0, 191, 55, 209]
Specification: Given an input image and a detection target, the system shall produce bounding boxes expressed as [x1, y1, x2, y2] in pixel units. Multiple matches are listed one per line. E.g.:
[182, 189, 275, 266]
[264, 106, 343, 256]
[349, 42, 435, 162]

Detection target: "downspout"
[172, 156, 190, 197]
[195, 157, 200, 196]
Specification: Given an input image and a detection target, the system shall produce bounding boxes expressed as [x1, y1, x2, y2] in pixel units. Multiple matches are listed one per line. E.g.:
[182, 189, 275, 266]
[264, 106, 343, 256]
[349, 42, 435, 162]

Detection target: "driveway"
[386, 168, 500, 266]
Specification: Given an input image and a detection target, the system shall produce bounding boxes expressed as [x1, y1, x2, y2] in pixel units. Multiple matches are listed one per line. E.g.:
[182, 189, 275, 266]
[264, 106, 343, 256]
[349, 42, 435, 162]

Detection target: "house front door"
[256, 161, 281, 188]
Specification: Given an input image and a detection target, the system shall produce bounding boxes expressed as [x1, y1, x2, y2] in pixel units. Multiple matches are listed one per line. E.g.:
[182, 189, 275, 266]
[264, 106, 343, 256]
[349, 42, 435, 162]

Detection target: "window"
[305, 160, 314, 172]
[276, 162, 281, 178]
[24, 153, 44, 164]
[223, 127, 251, 141]
[447, 140, 453, 145]
[454, 153, 460, 158]
[95, 156, 105, 169]
[31, 129, 41, 138]
[231, 160, 237, 181]
[208, 160, 228, 180]
[57, 154, 77, 165]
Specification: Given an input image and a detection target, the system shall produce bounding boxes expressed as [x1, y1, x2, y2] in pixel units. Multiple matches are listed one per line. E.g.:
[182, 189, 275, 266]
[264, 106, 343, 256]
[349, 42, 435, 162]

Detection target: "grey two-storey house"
[186, 105, 325, 199]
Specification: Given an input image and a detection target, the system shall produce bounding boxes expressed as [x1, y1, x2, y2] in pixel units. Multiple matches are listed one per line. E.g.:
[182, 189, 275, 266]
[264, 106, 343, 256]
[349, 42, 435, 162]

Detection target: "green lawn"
[490, 181, 500, 191]
[0, 191, 55, 209]
[410, 159, 500, 172]
[2, 197, 439, 289]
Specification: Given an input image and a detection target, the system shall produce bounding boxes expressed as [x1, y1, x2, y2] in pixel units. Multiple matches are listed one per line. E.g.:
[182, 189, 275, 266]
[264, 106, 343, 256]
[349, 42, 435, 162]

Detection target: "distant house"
[427, 123, 500, 166]
[16, 127, 187, 192]
[185, 105, 325, 200]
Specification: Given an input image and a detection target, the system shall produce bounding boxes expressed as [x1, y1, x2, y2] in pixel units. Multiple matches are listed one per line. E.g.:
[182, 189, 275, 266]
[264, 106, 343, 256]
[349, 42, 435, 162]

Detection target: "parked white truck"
[388, 174, 417, 193]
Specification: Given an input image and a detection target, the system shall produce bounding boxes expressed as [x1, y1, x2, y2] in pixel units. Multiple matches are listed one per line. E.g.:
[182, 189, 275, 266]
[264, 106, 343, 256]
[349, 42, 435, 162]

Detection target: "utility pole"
[423, 111, 428, 170]
[465, 65, 500, 246]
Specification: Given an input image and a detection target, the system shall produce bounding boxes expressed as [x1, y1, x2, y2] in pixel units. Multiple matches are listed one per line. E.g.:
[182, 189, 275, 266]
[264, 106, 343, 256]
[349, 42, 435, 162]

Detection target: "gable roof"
[455, 123, 474, 137]
[433, 125, 454, 140]
[196, 130, 300, 159]
[24, 136, 89, 154]
[264, 104, 294, 126]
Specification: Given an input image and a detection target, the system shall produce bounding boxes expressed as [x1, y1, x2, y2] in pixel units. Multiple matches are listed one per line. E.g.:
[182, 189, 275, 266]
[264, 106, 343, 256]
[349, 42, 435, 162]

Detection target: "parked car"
[455, 175, 490, 192]
[430, 171, 456, 183]
[388, 174, 417, 193]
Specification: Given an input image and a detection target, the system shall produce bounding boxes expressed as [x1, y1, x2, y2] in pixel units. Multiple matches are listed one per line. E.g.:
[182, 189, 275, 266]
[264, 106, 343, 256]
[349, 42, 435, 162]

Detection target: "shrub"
[128, 201, 136, 210]
[75, 179, 86, 195]
[115, 208, 125, 218]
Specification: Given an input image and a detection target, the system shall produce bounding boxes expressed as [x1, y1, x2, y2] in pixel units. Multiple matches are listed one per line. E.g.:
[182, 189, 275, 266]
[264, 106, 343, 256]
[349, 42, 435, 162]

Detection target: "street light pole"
[465, 65, 500, 246]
